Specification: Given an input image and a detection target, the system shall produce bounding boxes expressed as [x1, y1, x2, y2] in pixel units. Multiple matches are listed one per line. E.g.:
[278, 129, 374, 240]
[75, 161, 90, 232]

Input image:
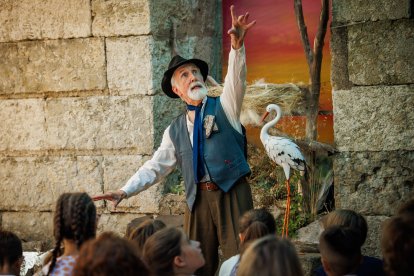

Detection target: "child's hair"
[0, 230, 23, 271]
[237, 235, 303, 276]
[323, 209, 368, 246]
[143, 227, 183, 276]
[319, 226, 362, 276]
[48, 192, 97, 275]
[73, 232, 149, 276]
[397, 198, 414, 215]
[238, 209, 276, 253]
[127, 219, 166, 256]
[381, 214, 414, 276]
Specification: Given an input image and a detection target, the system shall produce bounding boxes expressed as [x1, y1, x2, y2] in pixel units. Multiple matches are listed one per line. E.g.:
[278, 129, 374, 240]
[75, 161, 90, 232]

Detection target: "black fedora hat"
[161, 55, 209, 98]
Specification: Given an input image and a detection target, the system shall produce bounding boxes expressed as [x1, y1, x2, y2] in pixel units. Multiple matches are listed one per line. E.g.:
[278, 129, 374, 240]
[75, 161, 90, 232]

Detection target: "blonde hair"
[238, 235, 304, 276]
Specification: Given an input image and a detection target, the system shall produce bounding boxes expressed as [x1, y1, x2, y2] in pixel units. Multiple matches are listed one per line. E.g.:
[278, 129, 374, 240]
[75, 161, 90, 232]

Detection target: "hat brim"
[162, 59, 209, 98]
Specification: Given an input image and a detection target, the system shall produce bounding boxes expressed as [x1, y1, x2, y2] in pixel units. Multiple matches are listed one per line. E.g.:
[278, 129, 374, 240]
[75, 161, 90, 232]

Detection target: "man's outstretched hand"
[228, 5, 256, 50]
[92, 190, 127, 209]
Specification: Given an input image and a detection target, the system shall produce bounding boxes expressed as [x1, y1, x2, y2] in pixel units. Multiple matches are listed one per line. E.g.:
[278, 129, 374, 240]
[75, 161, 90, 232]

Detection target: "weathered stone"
[0, 156, 103, 211]
[92, 0, 150, 36]
[1, 212, 53, 247]
[103, 155, 163, 214]
[348, 20, 414, 85]
[0, 99, 46, 151]
[332, 0, 411, 23]
[295, 219, 323, 244]
[149, 0, 218, 38]
[0, 38, 106, 94]
[159, 194, 187, 215]
[22, 241, 46, 252]
[333, 85, 414, 151]
[97, 213, 147, 237]
[106, 37, 153, 95]
[0, 0, 91, 42]
[363, 215, 388, 258]
[46, 96, 153, 153]
[330, 27, 352, 90]
[334, 151, 414, 216]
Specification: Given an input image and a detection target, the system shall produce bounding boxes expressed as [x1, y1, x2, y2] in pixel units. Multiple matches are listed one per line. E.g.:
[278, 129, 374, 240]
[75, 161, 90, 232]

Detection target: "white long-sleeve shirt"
[121, 46, 247, 197]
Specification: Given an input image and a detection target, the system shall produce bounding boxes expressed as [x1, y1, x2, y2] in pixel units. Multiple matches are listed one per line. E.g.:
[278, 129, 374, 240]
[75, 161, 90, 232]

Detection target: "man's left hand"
[228, 5, 256, 50]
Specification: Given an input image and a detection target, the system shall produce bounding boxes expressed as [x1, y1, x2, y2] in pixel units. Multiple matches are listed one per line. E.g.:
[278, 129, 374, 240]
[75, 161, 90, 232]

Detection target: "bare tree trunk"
[294, 0, 329, 215]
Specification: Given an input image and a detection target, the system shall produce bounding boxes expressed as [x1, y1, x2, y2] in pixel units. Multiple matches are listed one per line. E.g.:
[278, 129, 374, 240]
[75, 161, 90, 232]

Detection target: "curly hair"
[127, 219, 166, 256]
[143, 227, 183, 276]
[73, 232, 149, 276]
[48, 192, 96, 275]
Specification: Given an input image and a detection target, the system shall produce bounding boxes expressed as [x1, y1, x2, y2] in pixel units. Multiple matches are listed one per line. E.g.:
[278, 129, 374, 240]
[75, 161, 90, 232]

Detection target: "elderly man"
[94, 5, 255, 275]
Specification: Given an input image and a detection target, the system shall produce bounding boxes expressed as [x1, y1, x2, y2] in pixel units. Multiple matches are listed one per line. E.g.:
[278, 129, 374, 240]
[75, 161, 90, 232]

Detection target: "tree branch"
[294, 0, 313, 71]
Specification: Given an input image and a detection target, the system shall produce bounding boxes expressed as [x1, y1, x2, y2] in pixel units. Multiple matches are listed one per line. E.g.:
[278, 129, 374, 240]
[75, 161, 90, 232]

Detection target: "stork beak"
[260, 111, 270, 123]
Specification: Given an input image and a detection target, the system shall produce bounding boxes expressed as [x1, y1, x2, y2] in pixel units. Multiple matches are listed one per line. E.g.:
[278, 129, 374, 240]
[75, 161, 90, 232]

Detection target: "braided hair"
[48, 193, 96, 275]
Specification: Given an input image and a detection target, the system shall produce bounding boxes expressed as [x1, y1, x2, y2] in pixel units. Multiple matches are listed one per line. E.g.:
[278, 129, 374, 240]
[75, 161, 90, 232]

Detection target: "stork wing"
[264, 137, 306, 172]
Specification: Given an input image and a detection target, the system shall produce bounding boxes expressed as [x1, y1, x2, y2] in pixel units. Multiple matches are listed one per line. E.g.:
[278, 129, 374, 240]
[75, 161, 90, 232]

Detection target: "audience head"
[238, 208, 276, 253]
[128, 219, 166, 256]
[73, 232, 149, 276]
[238, 235, 303, 276]
[143, 227, 205, 276]
[0, 230, 23, 276]
[381, 214, 414, 276]
[319, 226, 362, 276]
[49, 192, 97, 274]
[323, 209, 368, 246]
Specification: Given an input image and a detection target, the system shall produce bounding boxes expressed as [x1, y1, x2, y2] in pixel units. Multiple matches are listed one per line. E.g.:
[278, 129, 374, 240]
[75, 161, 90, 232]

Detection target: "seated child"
[0, 230, 23, 276]
[143, 227, 205, 276]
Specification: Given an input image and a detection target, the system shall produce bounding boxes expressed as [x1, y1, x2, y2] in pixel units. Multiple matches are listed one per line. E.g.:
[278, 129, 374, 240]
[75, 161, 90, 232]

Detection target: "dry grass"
[207, 80, 307, 126]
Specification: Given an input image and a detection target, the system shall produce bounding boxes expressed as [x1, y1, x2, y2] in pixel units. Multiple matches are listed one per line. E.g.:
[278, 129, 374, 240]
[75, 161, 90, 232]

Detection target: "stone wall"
[0, 0, 222, 248]
[331, 0, 414, 257]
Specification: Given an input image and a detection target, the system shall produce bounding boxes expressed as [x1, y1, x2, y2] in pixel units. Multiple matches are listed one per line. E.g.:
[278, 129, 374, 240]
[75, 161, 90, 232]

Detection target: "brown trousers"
[184, 178, 253, 276]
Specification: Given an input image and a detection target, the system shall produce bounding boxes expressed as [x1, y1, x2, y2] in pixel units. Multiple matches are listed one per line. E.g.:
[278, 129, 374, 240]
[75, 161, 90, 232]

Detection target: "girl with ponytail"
[42, 193, 97, 276]
[219, 209, 276, 276]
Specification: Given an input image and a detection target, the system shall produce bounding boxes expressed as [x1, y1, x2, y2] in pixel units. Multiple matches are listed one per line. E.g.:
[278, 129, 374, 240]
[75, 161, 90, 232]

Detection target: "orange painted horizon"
[222, 0, 334, 144]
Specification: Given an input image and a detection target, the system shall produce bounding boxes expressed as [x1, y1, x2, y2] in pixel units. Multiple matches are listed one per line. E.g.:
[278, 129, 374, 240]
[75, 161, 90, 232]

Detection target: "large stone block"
[1, 212, 53, 246]
[106, 37, 153, 95]
[0, 99, 46, 151]
[45, 96, 153, 153]
[0, 38, 106, 94]
[92, 0, 150, 36]
[332, 0, 411, 23]
[0, 0, 91, 42]
[334, 151, 414, 216]
[0, 156, 103, 211]
[348, 20, 414, 85]
[103, 155, 163, 214]
[97, 213, 147, 237]
[333, 85, 414, 151]
[330, 27, 352, 90]
[148, 0, 218, 38]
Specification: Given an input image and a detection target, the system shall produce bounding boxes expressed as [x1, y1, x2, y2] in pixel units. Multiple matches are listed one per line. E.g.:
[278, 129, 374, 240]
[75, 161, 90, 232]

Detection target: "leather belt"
[198, 181, 219, 191]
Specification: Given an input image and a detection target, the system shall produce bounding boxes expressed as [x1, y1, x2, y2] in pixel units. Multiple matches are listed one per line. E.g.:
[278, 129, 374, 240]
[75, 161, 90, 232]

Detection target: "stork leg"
[282, 178, 291, 237]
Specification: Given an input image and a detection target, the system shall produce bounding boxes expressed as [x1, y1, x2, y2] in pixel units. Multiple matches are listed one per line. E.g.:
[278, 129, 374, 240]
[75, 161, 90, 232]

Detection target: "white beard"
[188, 82, 208, 101]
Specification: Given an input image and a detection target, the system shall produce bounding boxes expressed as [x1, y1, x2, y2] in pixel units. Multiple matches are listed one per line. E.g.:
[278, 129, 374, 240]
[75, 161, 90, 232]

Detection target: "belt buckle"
[206, 182, 214, 191]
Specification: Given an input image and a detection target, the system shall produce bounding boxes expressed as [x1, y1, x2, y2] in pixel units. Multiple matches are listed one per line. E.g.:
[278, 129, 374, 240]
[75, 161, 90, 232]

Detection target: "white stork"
[260, 103, 307, 237]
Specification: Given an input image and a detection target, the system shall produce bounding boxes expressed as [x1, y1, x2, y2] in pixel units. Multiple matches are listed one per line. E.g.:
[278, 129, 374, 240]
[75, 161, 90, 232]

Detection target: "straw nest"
[207, 79, 307, 126]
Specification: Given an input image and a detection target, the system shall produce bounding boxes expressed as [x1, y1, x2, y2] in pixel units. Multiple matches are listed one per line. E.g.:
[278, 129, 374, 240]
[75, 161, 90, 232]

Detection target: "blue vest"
[169, 96, 251, 210]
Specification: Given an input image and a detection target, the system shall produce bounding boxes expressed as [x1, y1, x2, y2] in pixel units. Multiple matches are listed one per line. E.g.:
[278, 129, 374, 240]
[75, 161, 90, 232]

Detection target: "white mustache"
[190, 82, 205, 90]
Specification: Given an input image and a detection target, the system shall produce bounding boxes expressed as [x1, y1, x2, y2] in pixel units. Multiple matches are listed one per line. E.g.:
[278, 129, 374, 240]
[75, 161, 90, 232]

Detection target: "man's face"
[172, 63, 207, 104]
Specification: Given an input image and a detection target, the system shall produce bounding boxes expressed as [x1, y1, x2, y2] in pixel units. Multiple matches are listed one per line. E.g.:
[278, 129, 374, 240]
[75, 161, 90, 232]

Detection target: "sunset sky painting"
[222, 1, 333, 143]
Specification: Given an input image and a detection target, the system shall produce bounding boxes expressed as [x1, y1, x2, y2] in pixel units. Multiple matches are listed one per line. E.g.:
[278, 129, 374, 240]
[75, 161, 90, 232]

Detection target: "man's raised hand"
[228, 5, 256, 50]
[92, 190, 127, 209]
